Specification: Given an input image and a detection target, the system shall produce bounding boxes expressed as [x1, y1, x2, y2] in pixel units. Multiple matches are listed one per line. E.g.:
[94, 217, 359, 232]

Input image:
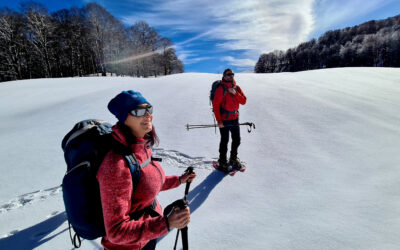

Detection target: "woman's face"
[124, 103, 153, 138]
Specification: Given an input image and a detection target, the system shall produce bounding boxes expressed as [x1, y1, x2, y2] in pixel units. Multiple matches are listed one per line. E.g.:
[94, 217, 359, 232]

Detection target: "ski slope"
[0, 68, 399, 249]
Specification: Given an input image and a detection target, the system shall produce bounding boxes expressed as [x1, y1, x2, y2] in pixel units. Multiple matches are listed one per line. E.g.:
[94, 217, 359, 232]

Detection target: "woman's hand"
[167, 206, 191, 229]
[180, 171, 196, 184]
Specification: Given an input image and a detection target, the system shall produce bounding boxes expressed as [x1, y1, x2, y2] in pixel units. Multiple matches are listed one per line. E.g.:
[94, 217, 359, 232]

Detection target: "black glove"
[164, 199, 187, 216]
[163, 199, 188, 231]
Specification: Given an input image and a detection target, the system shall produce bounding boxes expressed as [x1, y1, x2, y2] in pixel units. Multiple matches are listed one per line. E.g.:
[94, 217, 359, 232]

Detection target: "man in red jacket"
[212, 68, 247, 172]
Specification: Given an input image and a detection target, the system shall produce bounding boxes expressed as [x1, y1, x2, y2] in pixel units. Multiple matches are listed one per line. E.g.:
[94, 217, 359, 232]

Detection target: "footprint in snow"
[0, 186, 61, 214]
[0, 148, 212, 214]
[153, 148, 214, 170]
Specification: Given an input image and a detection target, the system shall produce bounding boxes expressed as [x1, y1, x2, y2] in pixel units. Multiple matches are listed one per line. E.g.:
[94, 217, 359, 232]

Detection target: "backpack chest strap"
[123, 153, 150, 197]
[126, 154, 152, 169]
[124, 154, 161, 221]
[129, 199, 160, 221]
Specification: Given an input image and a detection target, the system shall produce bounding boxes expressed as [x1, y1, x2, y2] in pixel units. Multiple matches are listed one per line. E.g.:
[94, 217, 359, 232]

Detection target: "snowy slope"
[0, 68, 399, 250]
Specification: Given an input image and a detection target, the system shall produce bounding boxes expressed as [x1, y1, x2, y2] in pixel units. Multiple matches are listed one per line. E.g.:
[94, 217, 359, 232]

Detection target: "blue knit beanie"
[108, 90, 151, 123]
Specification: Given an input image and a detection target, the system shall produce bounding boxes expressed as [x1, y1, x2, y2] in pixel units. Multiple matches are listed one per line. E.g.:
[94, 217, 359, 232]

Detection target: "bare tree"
[22, 2, 55, 78]
[255, 14, 400, 73]
[84, 3, 121, 75]
[0, 8, 26, 81]
[0, 2, 184, 82]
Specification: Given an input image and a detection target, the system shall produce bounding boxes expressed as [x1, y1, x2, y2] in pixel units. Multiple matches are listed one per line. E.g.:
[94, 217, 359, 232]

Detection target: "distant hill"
[255, 15, 400, 73]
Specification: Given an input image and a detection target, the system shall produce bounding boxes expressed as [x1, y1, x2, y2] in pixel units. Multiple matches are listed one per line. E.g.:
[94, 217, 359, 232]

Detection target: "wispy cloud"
[25, 0, 395, 71]
[174, 31, 214, 47]
[312, 0, 397, 36]
[177, 50, 213, 65]
[221, 56, 256, 68]
[85, 0, 396, 71]
[119, 0, 315, 64]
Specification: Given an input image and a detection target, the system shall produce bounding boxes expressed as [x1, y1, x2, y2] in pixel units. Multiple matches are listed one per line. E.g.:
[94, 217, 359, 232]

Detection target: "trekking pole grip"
[183, 166, 194, 200]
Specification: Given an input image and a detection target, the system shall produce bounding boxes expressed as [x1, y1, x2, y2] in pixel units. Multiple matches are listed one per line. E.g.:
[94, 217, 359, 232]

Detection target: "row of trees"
[0, 2, 184, 82]
[255, 15, 400, 73]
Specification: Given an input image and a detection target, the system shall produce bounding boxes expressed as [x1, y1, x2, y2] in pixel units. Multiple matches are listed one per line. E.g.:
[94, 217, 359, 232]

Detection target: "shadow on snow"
[0, 212, 68, 249]
[0, 170, 225, 249]
[158, 169, 226, 244]
[187, 170, 226, 214]
[0, 211, 103, 249]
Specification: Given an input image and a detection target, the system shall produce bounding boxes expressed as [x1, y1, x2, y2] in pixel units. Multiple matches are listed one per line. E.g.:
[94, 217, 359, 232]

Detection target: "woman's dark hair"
[146, 125, 160, 147]
[118, 122, 159, 147]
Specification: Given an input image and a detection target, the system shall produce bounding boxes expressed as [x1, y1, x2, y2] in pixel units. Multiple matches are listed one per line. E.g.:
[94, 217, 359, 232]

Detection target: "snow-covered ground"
[0, 68, 399, 250]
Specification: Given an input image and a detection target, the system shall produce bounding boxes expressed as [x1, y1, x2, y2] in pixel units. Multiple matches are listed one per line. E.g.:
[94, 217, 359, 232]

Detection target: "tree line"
[0, 2, 184, 82]
[255, 15, 400, 73]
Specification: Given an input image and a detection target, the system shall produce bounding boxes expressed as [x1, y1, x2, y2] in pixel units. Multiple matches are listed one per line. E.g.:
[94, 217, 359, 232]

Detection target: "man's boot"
[218, 157, 232, 173]
[229, 157, 244, 171]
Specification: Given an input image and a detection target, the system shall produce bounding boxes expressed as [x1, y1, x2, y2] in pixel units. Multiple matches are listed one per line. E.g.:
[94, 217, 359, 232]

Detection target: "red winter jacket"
[97, 124, 181, 250]
[212, 79, 247, 123]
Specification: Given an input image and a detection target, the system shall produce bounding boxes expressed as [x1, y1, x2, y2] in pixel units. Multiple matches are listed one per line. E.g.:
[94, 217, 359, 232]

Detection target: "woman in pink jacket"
[97, 90, 196, 250]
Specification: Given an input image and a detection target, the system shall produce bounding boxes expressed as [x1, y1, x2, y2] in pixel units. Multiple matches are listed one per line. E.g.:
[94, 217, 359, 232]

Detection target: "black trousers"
[219, 119, 241, 162]
[142, 239, 157, 250]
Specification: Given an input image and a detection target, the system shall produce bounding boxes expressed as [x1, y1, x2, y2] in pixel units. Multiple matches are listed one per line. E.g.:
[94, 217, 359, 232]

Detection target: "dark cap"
[223, 68, 234, 76]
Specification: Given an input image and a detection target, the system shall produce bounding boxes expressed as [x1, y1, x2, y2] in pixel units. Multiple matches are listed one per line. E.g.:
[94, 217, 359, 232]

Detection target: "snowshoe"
[213, 161, 232, 173]
[229, 158, 247, 172]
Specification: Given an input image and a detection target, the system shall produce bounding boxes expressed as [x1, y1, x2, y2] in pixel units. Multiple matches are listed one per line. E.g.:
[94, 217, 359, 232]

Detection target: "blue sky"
[1, 0, 400, 73]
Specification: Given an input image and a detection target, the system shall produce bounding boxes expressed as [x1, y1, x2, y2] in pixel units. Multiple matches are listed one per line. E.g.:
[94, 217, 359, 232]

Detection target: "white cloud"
[175, 49, 213, 65]
[221, 56, 257, 68]
[121, 0, 315, 55]
[184, 57, 214, 64]
[84, 0, 396, 69]
[313, 0, 396, 36]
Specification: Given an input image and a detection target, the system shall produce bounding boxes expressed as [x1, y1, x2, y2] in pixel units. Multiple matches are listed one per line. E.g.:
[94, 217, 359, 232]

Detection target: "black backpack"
[209, 80, 226, 104]
[61, 119, 141, 248]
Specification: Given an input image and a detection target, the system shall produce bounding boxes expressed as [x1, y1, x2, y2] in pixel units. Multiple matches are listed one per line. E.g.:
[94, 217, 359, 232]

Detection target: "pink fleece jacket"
[97, 124, 181, 249]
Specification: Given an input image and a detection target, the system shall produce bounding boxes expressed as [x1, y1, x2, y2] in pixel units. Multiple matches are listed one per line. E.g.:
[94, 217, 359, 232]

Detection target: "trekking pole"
[185, 124, 216, 130]
[173, 230, 180, 250]
[212, 113, 218, 134]
[186, 122, 256, 133]
[173, 166, 194, 250]
[240, 122, 256, 133]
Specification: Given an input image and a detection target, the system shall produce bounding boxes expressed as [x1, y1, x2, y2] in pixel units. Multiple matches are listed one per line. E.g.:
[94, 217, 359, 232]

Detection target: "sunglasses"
[130, 106, 153, 117]
[225, 73, 234, 77]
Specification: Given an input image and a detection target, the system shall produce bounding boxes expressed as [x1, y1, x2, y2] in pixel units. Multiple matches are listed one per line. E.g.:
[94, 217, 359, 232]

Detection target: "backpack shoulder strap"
[124, 154, 141, 192]
[220, 83, 227, 96]
[110, 139, 142, 191]
[218, 83, 228, 109]
[111, 138, 162, 197]
[124, 152, 162, 220]
[214, 81, 226, 97]
[124, 152, 161, 183]
[111, 139, 163, 220]
[115, 143, 161, 192]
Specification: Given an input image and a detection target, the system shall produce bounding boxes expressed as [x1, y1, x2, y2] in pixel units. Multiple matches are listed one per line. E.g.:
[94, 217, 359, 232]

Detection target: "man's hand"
[228, 88, 236, 95]
[218, 123, 224, 128]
